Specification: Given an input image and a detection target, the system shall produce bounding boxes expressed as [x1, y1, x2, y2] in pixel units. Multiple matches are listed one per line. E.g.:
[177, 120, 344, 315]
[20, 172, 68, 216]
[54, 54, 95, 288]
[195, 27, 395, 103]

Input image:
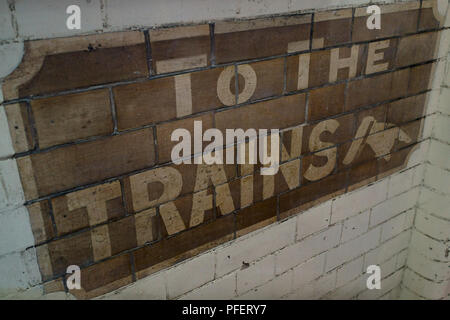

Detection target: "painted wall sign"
[1, 0, 444, 299]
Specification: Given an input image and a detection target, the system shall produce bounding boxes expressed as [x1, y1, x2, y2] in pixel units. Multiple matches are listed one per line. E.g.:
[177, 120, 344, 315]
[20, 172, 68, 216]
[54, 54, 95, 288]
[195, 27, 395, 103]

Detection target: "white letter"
[66, 265, 81, 290]
[259, 130, 280, 176]
[203, 128, 224, 164]
[171, 128, 191, 164]
[366, 265, 381, 290]
[366, 5, 381, 30]
[66, 5, 81, 30]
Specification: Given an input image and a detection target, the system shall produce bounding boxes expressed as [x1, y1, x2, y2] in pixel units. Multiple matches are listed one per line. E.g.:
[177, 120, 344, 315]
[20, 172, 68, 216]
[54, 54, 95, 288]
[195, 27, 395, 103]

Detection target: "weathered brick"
[150, 25, 211, 74]
[345, 69, 409, 112]
[377, 145, 415, 179]
[31, 89, 113, 148]
[302, 114, 355, 155]
[3, 31, 148, 99]
[159, 188, 215, 236]
[279, 171, 347, 219]
[419, 1, 443, 31]
[156, 113, 213, 164]
[408, 63, 434, 95]
[114, 77, 177, 130]
[352, 3, 420, 42]
[236, 197, 277, 237]
[16, 128, 155, 199]
[123, 161, 236, 213]
[51, 181, 125, 236]
[386, 94, 426, 126]
[69, 254, 133, 299]
[241, 58, 284, 101]
[215, 15, 311, 63]
[4, 103, 35, 153]
[286, 45, 365, 91]
[308, 83, 346, 121]
[27, 201, 55, 245]
[312, 9, 352, 49]
[133, 214, 234, 279]
[215, 94, 306, 133]
[394, 32, 438, 68]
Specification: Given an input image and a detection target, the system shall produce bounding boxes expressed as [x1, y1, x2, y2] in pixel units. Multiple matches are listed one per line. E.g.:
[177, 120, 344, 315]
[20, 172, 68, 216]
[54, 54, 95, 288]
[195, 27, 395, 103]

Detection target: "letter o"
[217, 64, 257, 106]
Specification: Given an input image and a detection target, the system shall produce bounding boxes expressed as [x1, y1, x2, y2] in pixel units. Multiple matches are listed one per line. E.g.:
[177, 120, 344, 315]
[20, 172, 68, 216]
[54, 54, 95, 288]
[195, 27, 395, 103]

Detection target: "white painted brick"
[294, 271, 336, 300]
[433, 113, 450, 142]
[100, 272, 166, 300]
[388, 169, 414, 198]
[331, 180, 388, 223]
[403, 268, 449, 299]
[180, 273, 236, 300]
[418, 187, 450, 220]
[325, 227, 380, 272]
[166, 252, 215, 299]
[236, 254, 275, 295]
[398, 286, 425, 300]
[0, 0, 15, 41]
[324, 274, 366, 300]
[0, 206, 34, 256]
[415, 209, 450, 241]
[237, 269, 292, 300]
[0, 42, 24, 80]
[380, 209, 414, 242]
[106, 0, 292, 30]
[406, 140, 429, 168]
[364, 230, 411, 269]
[14, 0, 103, 39]
[370, 187, 419, 227]
[396, 249, 408, 269]
[292, 252, 326, 289]
[275, 224, 341, 275]
[428, 139, 450, 171]
[341, 210, 370, 243]
[0, 159, 25, 213]
[0, 248, 41, 297]
[358, 269, 403, 300]
[410, 230, 449, 262]
[424, 164, 450, 194]
[438, 88, 450, 116]
[216, 219, 295, 277]
[336, 257, 364, 288]
[296, 200, 331, 240]
[407, 249, 450, 282]
[0, 105, 14, 158]
[412, 164, 424, 187]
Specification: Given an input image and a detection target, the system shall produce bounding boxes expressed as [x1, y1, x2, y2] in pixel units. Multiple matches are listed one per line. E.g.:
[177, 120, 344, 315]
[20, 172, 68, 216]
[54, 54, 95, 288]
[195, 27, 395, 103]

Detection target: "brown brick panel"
[133, 214, 234, 279]
[352, 2, 420, 42]
[312, 9, 353, 49]
[123, 161, 236, 213]
[3, 31, 148, 99]
[419, 1, 444, 31]
[215, 94, 306, 133]
[215, 15, 312, 63]
[279, 171, 347, 219]
[3, 102, 35, 153]
[345, 68, 410, 112]
[51, 181, 126, 236]
[17, 128, 156, 200]
[27, 201, 55, 245]
[156, 113, 214, 164]
[150, 25, 211, 74]
[1, 4, 441, 299]
[31, 89, 113, 148]
[69, 254, 133, 299]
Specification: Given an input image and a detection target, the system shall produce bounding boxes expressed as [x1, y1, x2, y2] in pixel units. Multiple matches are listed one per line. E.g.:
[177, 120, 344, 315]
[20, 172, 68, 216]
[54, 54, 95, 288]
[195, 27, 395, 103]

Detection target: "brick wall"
[0, 0, 449, 300]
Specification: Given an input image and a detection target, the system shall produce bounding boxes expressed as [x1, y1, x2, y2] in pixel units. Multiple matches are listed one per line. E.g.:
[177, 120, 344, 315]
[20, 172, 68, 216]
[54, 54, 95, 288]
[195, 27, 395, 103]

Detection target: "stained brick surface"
[1, 1, 441, 298]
